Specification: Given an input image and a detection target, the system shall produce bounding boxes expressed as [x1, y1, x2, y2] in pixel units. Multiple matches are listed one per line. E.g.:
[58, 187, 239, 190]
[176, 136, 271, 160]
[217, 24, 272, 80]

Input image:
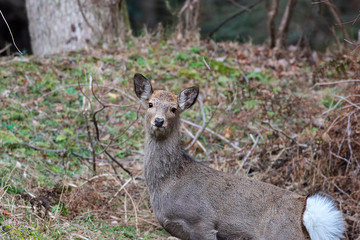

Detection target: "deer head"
[134, 73, 199, 140]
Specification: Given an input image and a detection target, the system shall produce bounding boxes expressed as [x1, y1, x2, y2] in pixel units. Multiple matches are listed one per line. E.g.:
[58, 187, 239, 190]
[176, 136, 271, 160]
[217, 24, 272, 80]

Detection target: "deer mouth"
[151, 125, 165, 132]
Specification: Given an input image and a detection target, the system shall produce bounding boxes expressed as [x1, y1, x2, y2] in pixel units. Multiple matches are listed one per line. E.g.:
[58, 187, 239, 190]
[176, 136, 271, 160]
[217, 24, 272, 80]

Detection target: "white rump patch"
[303, 194, 345, 240]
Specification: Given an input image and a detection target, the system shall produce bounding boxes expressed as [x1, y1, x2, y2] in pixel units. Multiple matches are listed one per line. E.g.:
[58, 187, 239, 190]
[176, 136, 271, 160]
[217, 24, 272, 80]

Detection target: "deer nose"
[154, 118, 164, 127]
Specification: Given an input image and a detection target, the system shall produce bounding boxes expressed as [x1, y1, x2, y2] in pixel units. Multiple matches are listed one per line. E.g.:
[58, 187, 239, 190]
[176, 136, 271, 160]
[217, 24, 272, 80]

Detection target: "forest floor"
[0, 36, 359, 239]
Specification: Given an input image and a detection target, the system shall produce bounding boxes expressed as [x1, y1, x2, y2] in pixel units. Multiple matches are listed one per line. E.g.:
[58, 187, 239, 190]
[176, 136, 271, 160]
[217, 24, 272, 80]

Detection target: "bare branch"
[311, 79, 360, 88]
[208, 0, 264, 38]
[22, 143, 67, 153]
[89, 78, 134, 177]
[0, 10, 23, 55]
[181, 119, 243, 152]
[185, 95, 207, 151]
[0, 43, 11, 55]
[227, 0, 251, 11]
[240, 134, 260, 169]
[262, 120, 297, 143]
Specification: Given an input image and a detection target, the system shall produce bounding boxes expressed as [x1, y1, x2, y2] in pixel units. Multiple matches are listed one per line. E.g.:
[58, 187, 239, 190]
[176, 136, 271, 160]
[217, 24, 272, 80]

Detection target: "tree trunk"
[26, 0, 130, 55]
[275, 0, 297, 50]
[176, 0, 202, 42]
[266, 0, 280, 48]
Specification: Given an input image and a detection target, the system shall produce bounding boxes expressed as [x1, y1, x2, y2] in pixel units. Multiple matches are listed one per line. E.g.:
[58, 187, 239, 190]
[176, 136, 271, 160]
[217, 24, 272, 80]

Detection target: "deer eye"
[171, 107, 177, 113]
[149, 103, 153, 108]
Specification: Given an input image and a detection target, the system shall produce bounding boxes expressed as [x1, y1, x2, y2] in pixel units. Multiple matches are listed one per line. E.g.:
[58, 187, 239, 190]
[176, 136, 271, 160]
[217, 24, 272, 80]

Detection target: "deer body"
[134, 73, 345, 240]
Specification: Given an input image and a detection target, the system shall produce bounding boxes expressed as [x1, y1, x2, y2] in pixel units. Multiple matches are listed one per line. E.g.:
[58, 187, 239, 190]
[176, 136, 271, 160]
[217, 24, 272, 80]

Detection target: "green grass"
[1, 37, 354, 239]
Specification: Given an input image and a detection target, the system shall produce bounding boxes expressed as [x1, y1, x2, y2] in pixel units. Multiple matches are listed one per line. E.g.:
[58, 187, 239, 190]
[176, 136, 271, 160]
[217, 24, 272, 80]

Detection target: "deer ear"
[178, 86, 199, 111]
[134, 73, 153, 100]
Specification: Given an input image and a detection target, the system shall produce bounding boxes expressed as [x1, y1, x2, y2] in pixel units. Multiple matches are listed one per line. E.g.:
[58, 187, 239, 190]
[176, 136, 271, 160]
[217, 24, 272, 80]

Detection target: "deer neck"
[143, 128, 186, 195]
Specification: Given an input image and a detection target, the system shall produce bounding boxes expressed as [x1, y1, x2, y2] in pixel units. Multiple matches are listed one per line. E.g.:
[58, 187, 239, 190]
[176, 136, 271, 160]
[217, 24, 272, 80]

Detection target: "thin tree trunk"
[26, 0, 130, 55]
[266, 0, 280, 48]
[324, 0, 350, 41]
[275, 0, 297, 50]
[176, 0, 202, 41]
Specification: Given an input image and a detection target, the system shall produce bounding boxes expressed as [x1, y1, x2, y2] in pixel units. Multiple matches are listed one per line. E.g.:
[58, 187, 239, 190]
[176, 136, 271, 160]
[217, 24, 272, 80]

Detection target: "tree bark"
[275, 0, 297, 50]
[266, 0, 280, 48]
[176, 0, 202, 41]
[26, 0, 130, 55]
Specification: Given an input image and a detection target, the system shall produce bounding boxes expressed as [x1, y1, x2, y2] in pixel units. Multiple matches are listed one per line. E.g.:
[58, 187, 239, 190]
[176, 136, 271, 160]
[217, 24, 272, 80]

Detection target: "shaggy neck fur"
[143, 119, 187, 198]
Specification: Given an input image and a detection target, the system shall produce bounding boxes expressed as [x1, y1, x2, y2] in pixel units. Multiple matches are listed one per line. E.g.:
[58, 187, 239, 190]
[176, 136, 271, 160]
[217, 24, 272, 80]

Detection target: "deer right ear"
[178, 86, 199, 111]
[134, 73, 153, 101]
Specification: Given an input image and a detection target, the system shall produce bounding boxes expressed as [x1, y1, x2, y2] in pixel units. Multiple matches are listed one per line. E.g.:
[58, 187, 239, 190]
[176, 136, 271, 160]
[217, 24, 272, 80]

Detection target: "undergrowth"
[0, 37, 359, 239]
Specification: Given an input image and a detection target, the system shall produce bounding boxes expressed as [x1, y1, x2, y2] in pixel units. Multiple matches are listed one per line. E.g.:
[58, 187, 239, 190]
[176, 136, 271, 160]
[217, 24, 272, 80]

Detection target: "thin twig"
[90, 79, 134, 176]
[84, 112, 96, 173]
[0, 43, 11, 55]
[346, 111, 355, 173]
[335, 95, 360, 110]
[262, 120, 296, 143]
[181, 119, 243, 152]
[123, 187, 139, 236]
[239, 134, 260, 170]
[78, 75, 133, 176]
[208, 0, 264, 38]
[331, 152, 351, 164]
[183, 126, 207, 153]
[185, 95, 207, 151]
[22, 143, 98, 172]
[227, 0, 251, 11]
[108, 177, 132, 203]
[202, 57, 211, 70]
[0, 10, 23, 55]
[22, 143, 67, 153]
[77, 0, 96, 33]
[311, 79, 360, 88]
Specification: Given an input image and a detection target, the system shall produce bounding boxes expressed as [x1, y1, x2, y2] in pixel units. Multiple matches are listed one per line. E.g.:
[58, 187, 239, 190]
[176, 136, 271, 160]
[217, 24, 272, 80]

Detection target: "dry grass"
[0, 36, 359, 239]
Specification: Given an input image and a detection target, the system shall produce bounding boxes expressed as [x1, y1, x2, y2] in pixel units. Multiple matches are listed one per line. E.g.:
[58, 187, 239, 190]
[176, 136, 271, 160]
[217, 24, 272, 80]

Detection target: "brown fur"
[134, 74, 310, 240]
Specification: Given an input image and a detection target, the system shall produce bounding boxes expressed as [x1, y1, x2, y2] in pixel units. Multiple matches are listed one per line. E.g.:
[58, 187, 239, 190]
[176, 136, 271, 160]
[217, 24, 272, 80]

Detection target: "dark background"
[0, 0, 359, 54]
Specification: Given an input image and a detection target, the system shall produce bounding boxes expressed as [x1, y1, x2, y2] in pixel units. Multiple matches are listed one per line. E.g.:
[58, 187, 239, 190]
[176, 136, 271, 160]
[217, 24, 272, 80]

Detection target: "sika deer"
[133, 73, 345, 240]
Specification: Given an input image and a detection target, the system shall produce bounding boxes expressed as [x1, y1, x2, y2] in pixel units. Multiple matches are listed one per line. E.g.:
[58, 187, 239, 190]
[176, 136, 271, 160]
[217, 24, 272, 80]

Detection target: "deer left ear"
[134, 73, 153, 101]
[178, 86, 199, 111]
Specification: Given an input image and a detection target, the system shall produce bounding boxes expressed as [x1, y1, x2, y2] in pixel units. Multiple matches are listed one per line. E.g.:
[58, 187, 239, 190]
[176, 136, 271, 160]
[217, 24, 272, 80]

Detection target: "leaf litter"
[0, 36, 359, 238]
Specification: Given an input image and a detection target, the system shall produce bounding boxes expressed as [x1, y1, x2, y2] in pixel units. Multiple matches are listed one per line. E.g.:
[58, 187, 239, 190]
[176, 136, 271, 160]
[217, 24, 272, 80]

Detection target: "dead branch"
[21, 143, 98, 172]
[262, 120, 297, 143]
[345, 111, 355, 173]
[183, 126, 207, 153]
[90, 78, 133, 177]
[0, 43, 11, 55]
[181, 119, 243, 152]
[123, 187, 139, 236]
[228, 0, 251, 11]
[84, 112, 96, 173]
[108, 177, 132, 203]
[0, 10, 23, 55]
[22, 143, 67, 153]
[239, 134, 260, 170]
[185, 95, 207, 151]
[311, 79, 360, 89]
